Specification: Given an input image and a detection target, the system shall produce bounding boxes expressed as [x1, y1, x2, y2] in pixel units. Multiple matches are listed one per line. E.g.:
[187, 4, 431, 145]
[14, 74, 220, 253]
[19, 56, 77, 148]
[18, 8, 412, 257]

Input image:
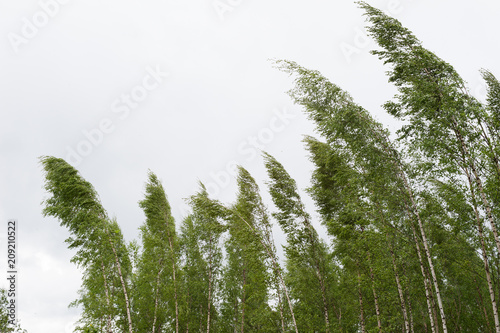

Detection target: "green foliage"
[39, 3, 499, 332]
[179, 184, 226, 332]
[264, 152, 339, 332]
[0, 289, 27, 333]
[40, 156, 132, 332]
[133, 171, 179, 332]
[220, 167, 277, 332]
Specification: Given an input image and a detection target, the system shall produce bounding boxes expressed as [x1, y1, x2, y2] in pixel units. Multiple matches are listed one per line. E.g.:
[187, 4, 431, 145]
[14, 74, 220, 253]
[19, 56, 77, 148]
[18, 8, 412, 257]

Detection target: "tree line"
[40, 3, 500, 332]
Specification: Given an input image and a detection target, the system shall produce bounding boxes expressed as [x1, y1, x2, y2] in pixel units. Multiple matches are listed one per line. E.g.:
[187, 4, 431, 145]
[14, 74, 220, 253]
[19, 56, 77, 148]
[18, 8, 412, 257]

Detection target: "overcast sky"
[1, 0, 499, 331]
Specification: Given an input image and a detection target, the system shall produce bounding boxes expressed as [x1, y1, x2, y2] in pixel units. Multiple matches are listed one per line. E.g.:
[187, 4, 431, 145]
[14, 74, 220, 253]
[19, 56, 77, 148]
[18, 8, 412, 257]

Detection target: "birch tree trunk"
[451, 116, 500, 270]
[365, 250, 382, 332]
[106, 229, 133, 333]
[463, 167, 500, 332]
[388, 238, 410, 333]
[206, 235, 213, 333]
[407, 220, 437, 333]
[226, 207, 299, 333]
[357, 265, 366, 333]
[240, 268, 246, 333]
[101, 260, 113, 333]
[152, 260, 163, 333]
[164, 214, 179, 333]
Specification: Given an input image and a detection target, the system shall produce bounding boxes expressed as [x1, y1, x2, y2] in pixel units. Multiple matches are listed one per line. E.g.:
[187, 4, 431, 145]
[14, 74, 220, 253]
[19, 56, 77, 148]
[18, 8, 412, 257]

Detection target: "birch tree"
[40, 156, 133, 333]
[263, 152, 339, 332]
[182, 184, 227, 333]
[134, 171, 179, 332]
[358, 2, 500, 331]
[220, 167, 276, 332]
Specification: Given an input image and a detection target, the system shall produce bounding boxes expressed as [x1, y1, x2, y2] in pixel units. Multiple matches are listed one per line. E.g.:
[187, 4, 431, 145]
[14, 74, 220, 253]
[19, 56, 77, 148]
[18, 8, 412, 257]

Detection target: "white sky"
[0, 0, 499, 331]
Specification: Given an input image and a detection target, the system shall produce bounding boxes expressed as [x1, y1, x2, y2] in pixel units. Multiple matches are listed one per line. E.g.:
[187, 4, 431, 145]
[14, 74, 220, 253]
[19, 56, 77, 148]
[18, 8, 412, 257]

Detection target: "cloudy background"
[0, 0, 499, 331]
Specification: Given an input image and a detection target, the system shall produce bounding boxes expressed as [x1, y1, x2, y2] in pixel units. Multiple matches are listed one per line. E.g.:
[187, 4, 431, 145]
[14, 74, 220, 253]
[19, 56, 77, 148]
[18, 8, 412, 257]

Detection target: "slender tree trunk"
[408, 220, 437, 333]
[388, 237, 410, 333]
[171, 252, 179, 333]
[357, 104, 448, 332]
[206, 235, 214, 333]
[417, 54, 500, 311]
[451, 117, 500, 262]
[422, 309, 429, 333]
[276, 281, 286, 333]
[424, 258, 440, 333]
[373, 196, 407, 332]
[240, 268, 246, 333]
[222, 206, 299, 333]
[463, 166, 500, 332]
[338, 307, 342, 332]
[164, 213, 179, 333]
[367, 254, 382, 332]
[152, 260, 163, 333]
[497, 257, 500, 325]
[318, 272, 331, 333]
[402, 177, 447, 333]
[473, 164, 500, 252]
[101, 260, 113, 333]
[186, 288, 191, 333]
[277, 267, 298, 333]
[200, 304, 204, 332]
[302, 214, 332, 332]
[407, 293, 415, 333]
[268, 251, 299, 333]
[233, 299, 239, 333]
[386, 166, 442, 332]
[358, 225, 381, 332]
[356, 265, 366, 333]
[478, 121, 500, 180]
[474, 275, 493, 333]
[106, 229, 133, 333]
[312, 93, 444, 333]
[453, 298, 462, 332]
[313, 256, 331, 331]
[167, 231, 179, 333]
[260, 213, 291, 332]
[452, 116, 500, 332]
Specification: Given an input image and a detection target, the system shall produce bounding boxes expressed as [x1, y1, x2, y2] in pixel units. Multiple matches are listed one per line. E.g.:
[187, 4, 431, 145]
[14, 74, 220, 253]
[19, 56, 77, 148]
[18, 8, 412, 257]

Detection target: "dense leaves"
[40, 3, 499, 332]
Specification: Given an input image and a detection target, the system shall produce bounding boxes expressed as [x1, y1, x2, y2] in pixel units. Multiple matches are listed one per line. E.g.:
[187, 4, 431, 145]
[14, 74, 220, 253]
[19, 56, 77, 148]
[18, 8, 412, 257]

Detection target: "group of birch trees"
[40, 3, 500, 332]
